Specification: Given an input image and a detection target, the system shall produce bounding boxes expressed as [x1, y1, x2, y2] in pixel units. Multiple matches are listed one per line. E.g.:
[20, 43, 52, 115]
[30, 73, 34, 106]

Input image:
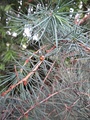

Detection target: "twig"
[17, 87, 69, 120]
[14, 65, 20, 81]
[20, 45, 47, 73]
[40, 60, 56, 90]
[74, 13, 90, 25]
[46, 45, 56, 53]
[77, 42, 90, 52]
[1, 61, 44, 96]
[36, 60, 56, 101]
[76, 92, 90, 97]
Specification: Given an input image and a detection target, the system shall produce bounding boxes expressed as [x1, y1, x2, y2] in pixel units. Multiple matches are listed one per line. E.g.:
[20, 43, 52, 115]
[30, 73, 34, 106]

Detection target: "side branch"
[1, 61, 43, 96]
[17, 87, 69, 120]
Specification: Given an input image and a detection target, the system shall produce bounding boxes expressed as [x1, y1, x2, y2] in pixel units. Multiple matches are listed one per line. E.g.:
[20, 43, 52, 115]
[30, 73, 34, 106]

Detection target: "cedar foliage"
[0, 0, 90, 120]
